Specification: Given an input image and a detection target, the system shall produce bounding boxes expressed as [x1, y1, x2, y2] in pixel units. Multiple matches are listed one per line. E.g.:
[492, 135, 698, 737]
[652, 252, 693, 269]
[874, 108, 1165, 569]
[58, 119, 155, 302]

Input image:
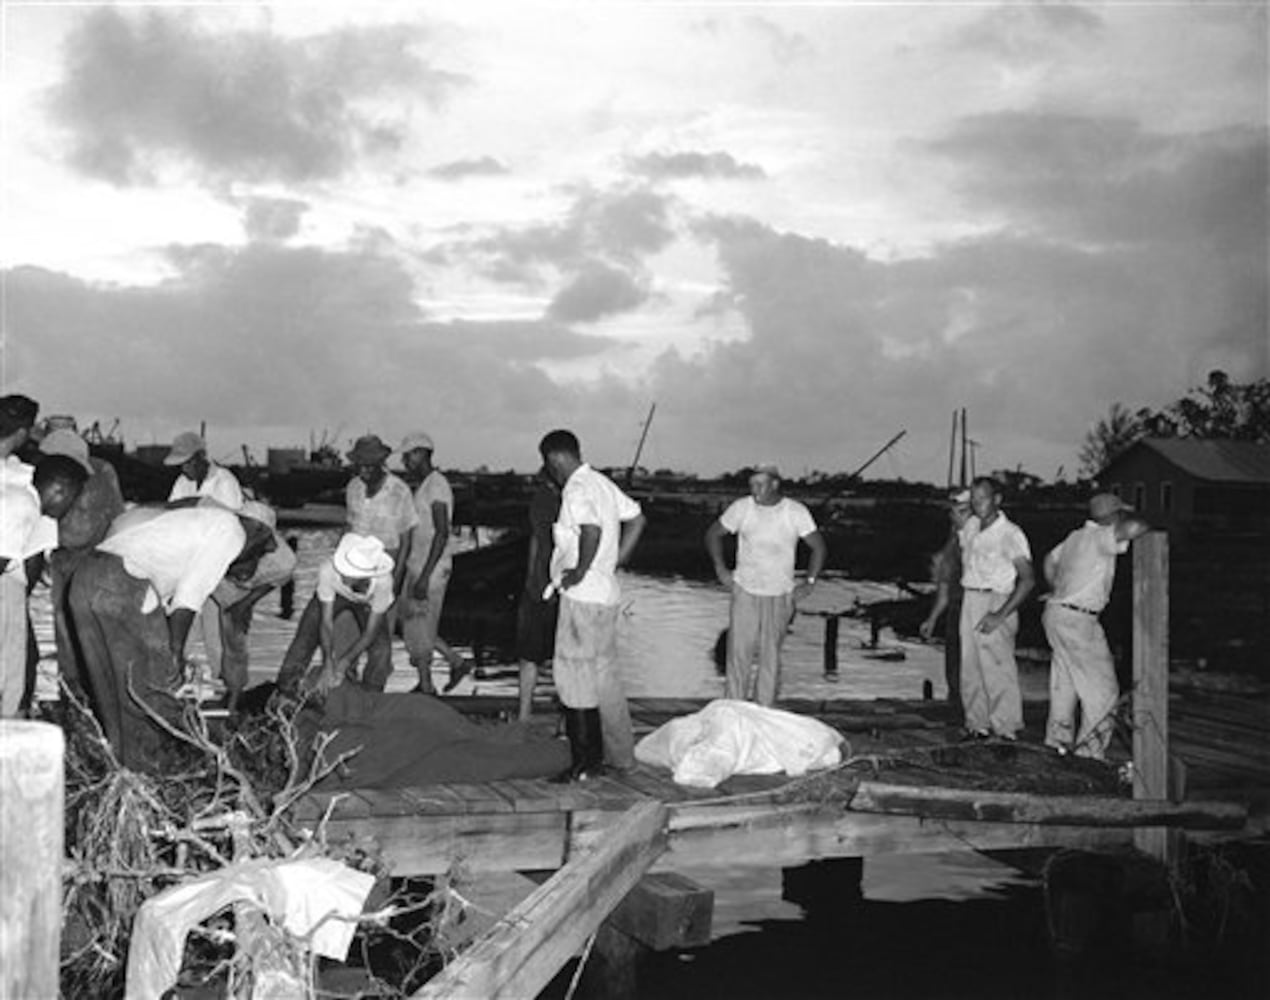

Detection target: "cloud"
[953, 3, 1103, 65]
[46, 7, 466, 186]
[627, 150, 766, 181]
[427, 156, 510, 181]
[745, 16, 814, 65]
[2, 238, 624, 466]
[547, 262, 650, 323]
[240, 197, 309, 242]
[928, 113, 1268, 251]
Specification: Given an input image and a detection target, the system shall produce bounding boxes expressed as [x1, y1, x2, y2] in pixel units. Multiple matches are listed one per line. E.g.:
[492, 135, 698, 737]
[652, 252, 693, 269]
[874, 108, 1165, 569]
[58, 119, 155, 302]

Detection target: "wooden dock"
[288, 691, 1267, 880]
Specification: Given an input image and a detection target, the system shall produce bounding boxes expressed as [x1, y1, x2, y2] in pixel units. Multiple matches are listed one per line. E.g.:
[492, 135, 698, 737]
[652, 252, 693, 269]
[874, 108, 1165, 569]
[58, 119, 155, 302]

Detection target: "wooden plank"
[848, 781, 1246, 830]
[398, 785, 471, 816]
[1, 722, 63, 1000]
[496, 779, 565, 814]
[1133, 532, 1172, 859]
[447, 783, 516, 814]
[323, 812, 568, 875]
[356, 788, 425, 818]
[414, 801, 668, 999]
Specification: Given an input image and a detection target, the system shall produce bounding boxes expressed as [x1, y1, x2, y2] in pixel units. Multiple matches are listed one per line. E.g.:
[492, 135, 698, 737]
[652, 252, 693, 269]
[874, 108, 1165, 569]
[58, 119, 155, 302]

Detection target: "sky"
[2, 1, 1266, 481]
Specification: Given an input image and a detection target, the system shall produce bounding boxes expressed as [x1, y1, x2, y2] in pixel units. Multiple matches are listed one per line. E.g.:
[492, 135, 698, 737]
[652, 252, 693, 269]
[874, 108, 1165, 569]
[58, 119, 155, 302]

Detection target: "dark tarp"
[308, 684, 569, 790]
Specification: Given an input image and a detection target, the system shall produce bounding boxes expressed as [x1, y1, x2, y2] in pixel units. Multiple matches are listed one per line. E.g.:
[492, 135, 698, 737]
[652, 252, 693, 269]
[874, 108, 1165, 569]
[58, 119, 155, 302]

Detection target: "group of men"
[1, 404, 483, 771]
[4, 393, 1148, 777]
[920, 477, 1148, 760]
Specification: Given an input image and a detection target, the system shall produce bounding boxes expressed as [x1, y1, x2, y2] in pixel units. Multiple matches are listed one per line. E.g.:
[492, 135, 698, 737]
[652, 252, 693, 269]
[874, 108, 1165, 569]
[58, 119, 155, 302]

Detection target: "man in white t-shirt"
[1042, 493, 1148, 759]
[705, 463, 827, 707]
[166, 431, 244, 510]
[958, 477, 1035, 739]
[541, 429, 646, 780]
[69, 503, 277, 769]
[277, 533, 396, 696]
[399, 431, 469, 693]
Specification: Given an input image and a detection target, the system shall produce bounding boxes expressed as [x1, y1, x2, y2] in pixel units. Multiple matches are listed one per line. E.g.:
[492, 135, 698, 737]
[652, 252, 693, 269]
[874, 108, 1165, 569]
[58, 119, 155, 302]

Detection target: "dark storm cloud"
[928, 114, 1268, 250]
[3, 239, 614, 456]
[47, 7, 466, 185]
[427, 156, 510, 180]
[627, 150, 766, 181]
[547, 262, 650, 323]
[924, 112, 1268, 378]
[241, 197, 309, 242]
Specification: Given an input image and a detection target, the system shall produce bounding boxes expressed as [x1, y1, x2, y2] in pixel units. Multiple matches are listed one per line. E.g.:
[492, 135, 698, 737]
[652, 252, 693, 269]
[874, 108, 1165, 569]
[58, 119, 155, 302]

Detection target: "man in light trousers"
[959, 476, 1034, 739]
[1042, 493, 1148, 759]
[705, 463, 826, 707]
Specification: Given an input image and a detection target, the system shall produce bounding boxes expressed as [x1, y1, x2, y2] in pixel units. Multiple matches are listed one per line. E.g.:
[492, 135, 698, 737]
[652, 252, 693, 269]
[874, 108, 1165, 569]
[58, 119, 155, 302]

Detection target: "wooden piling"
[1132, 531, 1174, 863]
[1, 721, 65, 999]
[823, 615, 840, 678]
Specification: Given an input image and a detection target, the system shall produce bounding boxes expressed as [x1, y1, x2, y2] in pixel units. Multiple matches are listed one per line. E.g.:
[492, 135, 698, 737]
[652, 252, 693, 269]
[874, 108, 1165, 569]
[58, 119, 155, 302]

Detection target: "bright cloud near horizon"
[2, 1, 1266, 481]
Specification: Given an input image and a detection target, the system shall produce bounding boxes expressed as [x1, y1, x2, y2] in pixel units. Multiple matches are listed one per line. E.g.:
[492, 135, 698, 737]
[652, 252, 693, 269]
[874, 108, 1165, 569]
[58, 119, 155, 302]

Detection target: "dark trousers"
[277, 595, 393, 693]
[66, 552, 185, 771]
[944, 597, 963, 718]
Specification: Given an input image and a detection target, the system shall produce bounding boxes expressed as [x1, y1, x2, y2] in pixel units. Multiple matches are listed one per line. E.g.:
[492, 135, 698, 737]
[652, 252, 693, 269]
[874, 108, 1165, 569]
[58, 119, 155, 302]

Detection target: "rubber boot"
[551, 709, 585, 783]
[580, 708, 605, 777]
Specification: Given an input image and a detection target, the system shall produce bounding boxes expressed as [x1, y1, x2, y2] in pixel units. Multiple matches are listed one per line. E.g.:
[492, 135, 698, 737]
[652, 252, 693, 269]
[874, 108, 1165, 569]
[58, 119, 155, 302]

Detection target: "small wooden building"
[1098, 438, 1270, 527]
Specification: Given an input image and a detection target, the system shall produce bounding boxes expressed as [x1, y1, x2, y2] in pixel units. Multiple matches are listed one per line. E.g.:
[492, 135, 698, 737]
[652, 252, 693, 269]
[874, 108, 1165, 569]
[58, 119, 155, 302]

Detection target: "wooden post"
[1132, 531, 1175, 864]
[414, 801, 667, 1000]
[823, 615, 839, 679]
[1, 721, 64, 999]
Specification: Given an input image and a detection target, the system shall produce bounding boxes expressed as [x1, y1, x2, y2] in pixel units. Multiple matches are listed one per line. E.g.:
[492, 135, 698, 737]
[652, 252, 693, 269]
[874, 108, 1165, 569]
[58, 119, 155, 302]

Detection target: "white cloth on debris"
[125, 856, 376, 1000]
[635, 698, 843, 789]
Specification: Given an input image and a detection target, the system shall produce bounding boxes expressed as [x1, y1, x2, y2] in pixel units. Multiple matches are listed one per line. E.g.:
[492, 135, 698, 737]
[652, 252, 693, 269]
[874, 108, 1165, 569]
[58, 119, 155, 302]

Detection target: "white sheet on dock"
[635, 698, 843, 788]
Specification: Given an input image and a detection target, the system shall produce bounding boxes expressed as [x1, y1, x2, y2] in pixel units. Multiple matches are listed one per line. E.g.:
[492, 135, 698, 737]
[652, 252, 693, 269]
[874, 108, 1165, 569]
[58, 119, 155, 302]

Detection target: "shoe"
[959, 728, 990, 742]
[443, 657, 474, 693]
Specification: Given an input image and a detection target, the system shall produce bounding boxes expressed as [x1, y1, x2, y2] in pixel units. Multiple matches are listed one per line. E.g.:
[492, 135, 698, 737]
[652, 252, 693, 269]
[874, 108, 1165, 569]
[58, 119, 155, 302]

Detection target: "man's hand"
[560, 567, 586, 591]
[336, 656, 357, 683]
[919, 616, 936, 641]
[713, 565, 734, 589]
[976, 610, 1004, 635]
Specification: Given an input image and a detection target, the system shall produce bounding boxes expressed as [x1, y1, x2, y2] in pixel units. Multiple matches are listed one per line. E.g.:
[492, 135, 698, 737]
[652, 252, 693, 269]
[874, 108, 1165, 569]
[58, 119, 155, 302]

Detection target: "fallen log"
[849, 780, 1247, 830]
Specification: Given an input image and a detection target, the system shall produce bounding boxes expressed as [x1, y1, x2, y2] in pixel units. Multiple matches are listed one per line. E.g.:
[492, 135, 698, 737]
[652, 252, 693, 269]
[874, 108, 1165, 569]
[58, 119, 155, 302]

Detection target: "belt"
[1057, 602, 1099, 616]
[964, 587, 999, 593]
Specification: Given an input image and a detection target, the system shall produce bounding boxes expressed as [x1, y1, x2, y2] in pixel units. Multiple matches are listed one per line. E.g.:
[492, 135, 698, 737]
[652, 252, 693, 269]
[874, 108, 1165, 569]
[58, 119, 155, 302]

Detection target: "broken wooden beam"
[414, 801, 668, 999]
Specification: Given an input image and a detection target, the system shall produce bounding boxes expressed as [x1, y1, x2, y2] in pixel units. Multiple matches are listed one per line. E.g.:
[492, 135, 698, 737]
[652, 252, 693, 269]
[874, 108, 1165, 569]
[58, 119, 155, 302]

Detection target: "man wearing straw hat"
[277, 532, 395, 695]
[1041, 493, 1148, 760]
[705, 462, 827, 708]
[166, 431, 244, 510]
[345, 434, 417, 680]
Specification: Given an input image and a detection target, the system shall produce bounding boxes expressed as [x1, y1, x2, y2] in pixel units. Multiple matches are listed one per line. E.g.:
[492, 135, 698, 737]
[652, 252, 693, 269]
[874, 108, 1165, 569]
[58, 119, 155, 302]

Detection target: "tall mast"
[625, 402, 656, 488]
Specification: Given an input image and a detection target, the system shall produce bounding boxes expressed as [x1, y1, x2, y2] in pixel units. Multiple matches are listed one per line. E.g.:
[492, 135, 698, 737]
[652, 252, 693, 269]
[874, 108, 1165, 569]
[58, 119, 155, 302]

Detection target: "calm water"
[30, 528, 1135, 999]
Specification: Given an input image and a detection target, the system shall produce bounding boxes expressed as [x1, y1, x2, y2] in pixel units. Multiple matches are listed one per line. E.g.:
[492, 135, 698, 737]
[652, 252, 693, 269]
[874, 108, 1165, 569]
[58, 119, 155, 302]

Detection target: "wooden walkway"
[289, 691, 1268, 878]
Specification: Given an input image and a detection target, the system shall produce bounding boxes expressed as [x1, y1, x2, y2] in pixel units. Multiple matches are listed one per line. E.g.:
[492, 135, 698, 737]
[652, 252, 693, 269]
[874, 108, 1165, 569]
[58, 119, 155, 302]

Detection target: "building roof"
[1105, 438, 1270, 485]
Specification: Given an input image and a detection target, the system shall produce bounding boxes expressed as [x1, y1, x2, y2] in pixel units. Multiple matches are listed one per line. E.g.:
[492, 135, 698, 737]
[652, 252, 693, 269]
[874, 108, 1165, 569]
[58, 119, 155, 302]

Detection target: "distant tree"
[1079, 402, 1144, 476]
[1081, 371, 1270, 476]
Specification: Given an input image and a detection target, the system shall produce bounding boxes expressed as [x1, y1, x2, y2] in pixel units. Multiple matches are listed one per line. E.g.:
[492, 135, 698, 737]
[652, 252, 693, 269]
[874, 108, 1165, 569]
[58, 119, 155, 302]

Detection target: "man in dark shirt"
[515, 467, 561, 721]
[919, 489, 973, 721]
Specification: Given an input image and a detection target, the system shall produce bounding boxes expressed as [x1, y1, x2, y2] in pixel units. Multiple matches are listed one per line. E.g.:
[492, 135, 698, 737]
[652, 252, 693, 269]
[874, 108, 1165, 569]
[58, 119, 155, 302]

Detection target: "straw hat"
[165, 431, 206, 465]
[346, 434, 392, 465]
[39, 428, 93, 473]
[332, 533, 394, 579]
